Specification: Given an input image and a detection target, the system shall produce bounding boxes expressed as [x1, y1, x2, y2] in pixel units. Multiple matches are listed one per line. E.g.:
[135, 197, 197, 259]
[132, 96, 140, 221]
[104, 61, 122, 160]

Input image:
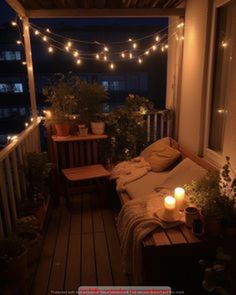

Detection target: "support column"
[22, 17, 37, 118]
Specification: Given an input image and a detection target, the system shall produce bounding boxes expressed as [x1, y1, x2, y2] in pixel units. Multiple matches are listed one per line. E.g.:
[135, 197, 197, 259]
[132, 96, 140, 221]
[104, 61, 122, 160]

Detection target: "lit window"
[0, 83, 23, 93]
[0, 51, 21, 61]
[102, 81, 109, 91]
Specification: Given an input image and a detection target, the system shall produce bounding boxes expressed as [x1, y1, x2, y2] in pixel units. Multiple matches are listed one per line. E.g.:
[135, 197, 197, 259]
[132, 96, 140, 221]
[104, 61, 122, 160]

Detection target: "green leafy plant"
[184, 171, 234, 218]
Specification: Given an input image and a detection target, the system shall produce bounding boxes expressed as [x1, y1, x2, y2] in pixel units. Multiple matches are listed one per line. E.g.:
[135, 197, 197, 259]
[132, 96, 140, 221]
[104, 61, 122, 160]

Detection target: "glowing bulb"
[22, 61, 26, 65]
[24, 25, 29, 30]
[121, 52, 125, 58]
[103, 55, 107, 61]
[76, 59, 81, 65]
[104, 46, 109, 52]
[129, 53, 133, 59]
[152, 44, 157, 51]
[180, 36, 184, 41]
[67, 41, 72, 47]
[177, 22, 185, 28]
[25, 122, 29, 128]
[42, 36, 47, 42]
[11, 135, 18, 141]
[161, 46, 165, 52]
[34, 30, 39, 35]
[95, 54, 100, 60]
[110, 63, 115, 70]
[165, 44, 169, 49]
[16, 40, 22, 45]
[30, 117, 33, 122]
[48, 46, 53, 53]
[145, 50, 149, 55]
[46, 28, 50, 33]
[133, 43, 137, 49]
[138, 58, 143, 64]
[65, 46, 70, 51]
[11, 21, 17, 26]
[221, 41, 228, 48]
[155, 35, 160, 42]
[73, 51, 79, 57]
[7, 136, 11, 141]
[128, 38, 132, 42]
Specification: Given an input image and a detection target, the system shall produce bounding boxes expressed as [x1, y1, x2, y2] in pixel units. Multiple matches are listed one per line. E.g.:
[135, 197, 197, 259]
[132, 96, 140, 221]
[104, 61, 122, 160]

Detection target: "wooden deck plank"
[102, 208, 129, 286]
[92, 194, 104, 233]
[165, 227, 187, 244]
[82, 194, 93, 234]
[47, 207, 71, 292]
[152, 228, 171, 246]
[179, 224, 202, 243]
[65, 234, 81, 290]
[31, 207, 62, 295]
[94, 232, 113, 285]
[81, 233, 97, 286]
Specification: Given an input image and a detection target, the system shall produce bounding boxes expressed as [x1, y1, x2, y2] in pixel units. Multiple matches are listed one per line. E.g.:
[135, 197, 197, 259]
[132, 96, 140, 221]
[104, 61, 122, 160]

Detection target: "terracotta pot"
[91, 121, 105, 135]
[55, 123, 70, 136]
[78, 124, 88, 136]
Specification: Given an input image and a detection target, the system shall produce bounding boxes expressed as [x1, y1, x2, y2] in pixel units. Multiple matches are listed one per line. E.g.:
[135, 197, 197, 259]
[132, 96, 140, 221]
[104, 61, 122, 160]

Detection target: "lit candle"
[164, 196, 176, 210]
[174, 187, 185, 210]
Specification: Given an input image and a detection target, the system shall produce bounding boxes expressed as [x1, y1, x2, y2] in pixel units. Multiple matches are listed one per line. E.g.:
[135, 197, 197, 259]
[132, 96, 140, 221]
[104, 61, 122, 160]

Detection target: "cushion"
[156, 158, 207, 191]
[141, 142, 181, 172]
[126, 171, 169, 199]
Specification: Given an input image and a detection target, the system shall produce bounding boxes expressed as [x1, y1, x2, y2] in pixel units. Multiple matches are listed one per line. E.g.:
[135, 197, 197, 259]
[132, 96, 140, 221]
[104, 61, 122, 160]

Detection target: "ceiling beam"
[5, 0, 26, 17]
[26, 8, 185, 18]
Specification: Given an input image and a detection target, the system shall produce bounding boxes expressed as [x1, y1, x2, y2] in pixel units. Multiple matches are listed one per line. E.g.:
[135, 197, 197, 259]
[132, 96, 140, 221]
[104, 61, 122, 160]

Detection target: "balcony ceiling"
[18, 0, 184, 9]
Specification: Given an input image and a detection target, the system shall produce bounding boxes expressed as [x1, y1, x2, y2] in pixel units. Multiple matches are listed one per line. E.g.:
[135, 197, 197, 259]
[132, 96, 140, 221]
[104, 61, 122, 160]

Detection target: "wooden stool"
[62, 164, 110, 205]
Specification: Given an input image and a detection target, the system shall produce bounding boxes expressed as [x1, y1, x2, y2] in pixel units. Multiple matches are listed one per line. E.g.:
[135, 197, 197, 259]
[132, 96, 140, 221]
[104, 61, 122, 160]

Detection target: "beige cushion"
[156, 158, 207, 190]
[141, 142, 181, 172]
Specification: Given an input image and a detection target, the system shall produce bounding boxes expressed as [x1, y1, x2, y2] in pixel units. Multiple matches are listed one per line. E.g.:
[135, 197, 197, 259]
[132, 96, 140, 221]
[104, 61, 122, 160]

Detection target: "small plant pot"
[185, 206, 200, 228]
[78, 125, 88, 136]
[55, 123, 70, 136]
[91, 121, 105, 135]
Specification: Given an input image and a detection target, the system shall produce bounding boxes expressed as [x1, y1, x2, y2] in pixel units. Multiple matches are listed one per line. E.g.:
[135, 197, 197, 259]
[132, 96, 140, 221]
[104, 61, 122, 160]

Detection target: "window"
[0, 83, 23, 93]
[102, 81, 120, 91]
[208, 1, 232, 152]
[0, 51, 21, 61]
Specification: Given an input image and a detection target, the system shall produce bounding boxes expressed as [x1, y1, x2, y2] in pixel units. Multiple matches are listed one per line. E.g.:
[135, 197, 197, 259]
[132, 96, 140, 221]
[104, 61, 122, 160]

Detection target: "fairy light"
[65, 46, 70, 51]
[25, 122, 29, 128]
[180, 36, 184, 41]
[11, 21, 17, 26]
[95, 54, 100, 60]
[138, 58, 143, 64]
[121, 52, 125, 58]
[76, 58, 81, 65]
[177, 22, 185, 28]
[16, 40, 22, 45]
[22, 61, 26, 65]
[128, 38, 132, 42]
[110, 63, 115, 70]
[103, 55, 108, 61]
[155, 35, 160, 42]
[7, 135, 11, 142]
[46, 28, 50, 33]
[152, 44, 157, 51]
[161, 46, 165, 52]
[34, 30, 39, 35]
[104, 46, 109, 52]
[165, 44, 169, 49]
[132, 43, 137, 49]
[67, 41, 72, 47]
[73, 51, 79, 57]
[129, 52, 133, 59]
[221, 41, 228, 48]
[145, 50, 150, 55]
[30, 117, 34, 122]
[42, 36, 47, 42]
[48, 46, 53, 53]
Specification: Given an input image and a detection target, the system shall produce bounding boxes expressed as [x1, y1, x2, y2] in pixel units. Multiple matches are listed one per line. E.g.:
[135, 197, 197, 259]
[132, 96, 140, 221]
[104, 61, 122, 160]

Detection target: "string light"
[46, 28, 50, 33]
[138, 58, 143, 64]
[67, 41, 72, 47]
[103, 55, 108, 61]
[177, 22, 185, 28]
[11, 21, 17, 26]
[152, 44, 157, 51]
[129, 52, 133, 59]
[104, 46, 109, 52]
[73, 51, 79, 57]
[65, 46, 70, 51]
[161, 46, 165, 52]
[76, 58, 81, 65]
[30, 117, 34, 122]
[34, 30, 39, 35]
[121, 52, 125, 58]
[155, 35, 160, 42]
[164, 44, 169, 49]
[110, 63, 115, 70]
[128, 38, 132, 42]
[221, 41, 228, 48]
[145, 50, 150, 55]
[132, 43, 137, 49]
[22, 61, 26, 65]
[95, 54, 100, 60]
[42, 36, 47, 42]
[180, 36, 184, 41]
[48, 46, 53, 53]
[25, 122, 29, 128]
[16, 40, 22, 45]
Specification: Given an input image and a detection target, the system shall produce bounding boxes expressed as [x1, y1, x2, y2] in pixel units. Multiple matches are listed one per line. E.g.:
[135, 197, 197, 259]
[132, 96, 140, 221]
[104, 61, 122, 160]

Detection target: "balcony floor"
[31, 192, 129, 294]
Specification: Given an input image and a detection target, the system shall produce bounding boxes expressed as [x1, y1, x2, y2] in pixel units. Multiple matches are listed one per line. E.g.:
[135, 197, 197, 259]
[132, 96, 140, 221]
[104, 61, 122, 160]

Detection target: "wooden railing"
[0, 118, 41, 239]
[146, 109, 173, 143]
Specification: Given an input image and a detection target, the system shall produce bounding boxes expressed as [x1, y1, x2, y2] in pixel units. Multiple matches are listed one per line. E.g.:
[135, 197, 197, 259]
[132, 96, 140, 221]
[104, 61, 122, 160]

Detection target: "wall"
[178, 0, 210, 154]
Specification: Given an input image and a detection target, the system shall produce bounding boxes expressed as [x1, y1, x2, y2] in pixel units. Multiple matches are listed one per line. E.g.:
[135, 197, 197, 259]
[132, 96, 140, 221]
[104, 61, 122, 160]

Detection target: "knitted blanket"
[117, 193, 184, 284]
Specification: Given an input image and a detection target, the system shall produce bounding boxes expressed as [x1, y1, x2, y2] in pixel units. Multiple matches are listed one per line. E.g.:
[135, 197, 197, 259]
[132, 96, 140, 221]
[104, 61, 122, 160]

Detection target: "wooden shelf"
[52, 134, 107, 142]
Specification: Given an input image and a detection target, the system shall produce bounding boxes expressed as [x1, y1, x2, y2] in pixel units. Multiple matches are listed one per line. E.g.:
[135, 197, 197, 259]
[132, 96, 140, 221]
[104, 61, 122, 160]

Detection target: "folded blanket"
[117, 193, 184, 284]
[110, 157, 151, 192]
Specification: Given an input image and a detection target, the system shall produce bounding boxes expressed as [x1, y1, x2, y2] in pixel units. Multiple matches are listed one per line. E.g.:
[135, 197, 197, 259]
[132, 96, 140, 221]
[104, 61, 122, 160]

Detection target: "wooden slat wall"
[0, 119, 41, 239]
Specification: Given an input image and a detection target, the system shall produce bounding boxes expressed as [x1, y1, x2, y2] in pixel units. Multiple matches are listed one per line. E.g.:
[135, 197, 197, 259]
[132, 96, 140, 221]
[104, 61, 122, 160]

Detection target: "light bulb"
[155, 35, 160, 42]
[73, 51, 79, 57]
[145, 50, 149, 55]
[67, 41, 72, 47]
[161, 46, 165, 52]
[34, 30, 39, 35]
[177, 22, 185, 28]
[129, 53, 133, 59]
[42, 36, 47, 42]
[65, 46, 70, 51]
[152, 44, 157, 51]
[95, 54, 100, 60]
[22, 61, 26, 65]
[110, 63, 115, 70]
[30, 117, 33, 122]
[11, 21, 17, 26]
[128, 38, 132, 42]
[221, 41, 228, 48]
[46, 28, 50, 33]
[104, 46, 109, 52]
[121, 52, 125, 58]
[133, 43, 137, 49]
[165, 44, 169, 49]
[16, 40, 22, 45]
[25, 122, 29, 128]
[138, 58, 143, 64]
[48, 46, 53, 53]
[103, 55, 107, 61]
[180, 36, 184, 40]
[76, 59, 81, 64]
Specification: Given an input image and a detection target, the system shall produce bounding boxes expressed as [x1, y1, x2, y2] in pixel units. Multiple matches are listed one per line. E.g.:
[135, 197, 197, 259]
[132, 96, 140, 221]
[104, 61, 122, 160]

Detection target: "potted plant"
[22, 152, 52, 226]
[75, 80, 109, 135]
[184, 171, 235, 237]
[43, 73, 79, 136]
[0, 237, 28, 294]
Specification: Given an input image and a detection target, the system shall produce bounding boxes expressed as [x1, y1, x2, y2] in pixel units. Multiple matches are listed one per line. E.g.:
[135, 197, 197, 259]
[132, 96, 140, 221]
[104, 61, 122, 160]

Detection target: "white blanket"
[110, 157, 151, 192]
[117, 193, 184, 284]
